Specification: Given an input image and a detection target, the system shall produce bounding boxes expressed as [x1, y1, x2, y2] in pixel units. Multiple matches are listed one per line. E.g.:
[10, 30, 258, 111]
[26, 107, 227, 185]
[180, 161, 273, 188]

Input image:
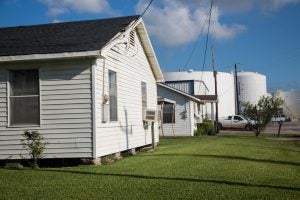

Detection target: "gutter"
[0, 50, 101, 62]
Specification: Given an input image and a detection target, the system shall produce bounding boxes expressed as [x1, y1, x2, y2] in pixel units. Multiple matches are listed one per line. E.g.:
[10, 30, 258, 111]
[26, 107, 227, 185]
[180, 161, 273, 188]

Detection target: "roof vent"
[129, 31, 135, 46]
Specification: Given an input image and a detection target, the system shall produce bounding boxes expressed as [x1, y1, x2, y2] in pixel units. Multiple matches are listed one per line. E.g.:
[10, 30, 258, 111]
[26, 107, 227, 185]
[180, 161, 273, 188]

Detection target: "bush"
[195, 118, 213, 136]
[22, 130, 47, 168]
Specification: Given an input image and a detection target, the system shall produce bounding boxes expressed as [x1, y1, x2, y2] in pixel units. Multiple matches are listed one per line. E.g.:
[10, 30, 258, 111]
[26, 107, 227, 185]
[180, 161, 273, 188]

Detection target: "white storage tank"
[276, 90, 300, 120]
[237, 71, 267, 105]
[164, 71, 236, 118]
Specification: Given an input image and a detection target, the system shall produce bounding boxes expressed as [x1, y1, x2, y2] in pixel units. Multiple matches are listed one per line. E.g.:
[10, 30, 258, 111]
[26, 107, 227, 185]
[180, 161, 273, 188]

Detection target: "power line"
[200, 0, 213, 81]
[183, 11, 211, 69]
[140, 0, 154, 18]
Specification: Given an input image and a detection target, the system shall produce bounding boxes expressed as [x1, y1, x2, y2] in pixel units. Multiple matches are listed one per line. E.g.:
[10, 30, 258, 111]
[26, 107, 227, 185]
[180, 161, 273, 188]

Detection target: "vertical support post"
[212, 47, 219, 133]
[234, 64, 240, 115]
[151, 121, 155, 149]
[277, 121, 282, 137]
[211, 102, 215, 135]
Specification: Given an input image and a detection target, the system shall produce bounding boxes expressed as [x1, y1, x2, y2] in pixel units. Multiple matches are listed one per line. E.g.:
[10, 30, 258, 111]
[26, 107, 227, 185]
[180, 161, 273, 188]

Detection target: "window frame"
[7, 69, 41, 127]
[162, 103, 175, 124]
[141, 81, 147, 108]
[108, 70, 118, 122]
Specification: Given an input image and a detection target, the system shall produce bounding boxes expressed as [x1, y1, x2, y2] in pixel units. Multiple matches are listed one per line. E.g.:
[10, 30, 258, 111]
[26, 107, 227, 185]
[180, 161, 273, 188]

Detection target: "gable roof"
[0, 15, 139, 56]
[158, 83, 217, 103]
[0, 16, 164, 82]
[157, 83, 203, 103]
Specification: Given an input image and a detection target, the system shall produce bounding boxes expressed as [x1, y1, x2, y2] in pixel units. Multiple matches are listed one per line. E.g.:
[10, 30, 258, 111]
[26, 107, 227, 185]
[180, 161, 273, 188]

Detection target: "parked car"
[271, 115, 286, 122]
[218, 115, 254, 130]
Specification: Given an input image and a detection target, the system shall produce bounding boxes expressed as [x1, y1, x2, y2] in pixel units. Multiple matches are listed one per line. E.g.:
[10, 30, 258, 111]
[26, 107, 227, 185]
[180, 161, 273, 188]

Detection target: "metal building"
[163, 70, 236, 118]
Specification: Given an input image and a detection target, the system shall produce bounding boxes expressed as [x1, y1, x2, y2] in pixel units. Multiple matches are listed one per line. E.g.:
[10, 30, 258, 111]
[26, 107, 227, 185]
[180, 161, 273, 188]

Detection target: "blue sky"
[1, 0, 300, 92]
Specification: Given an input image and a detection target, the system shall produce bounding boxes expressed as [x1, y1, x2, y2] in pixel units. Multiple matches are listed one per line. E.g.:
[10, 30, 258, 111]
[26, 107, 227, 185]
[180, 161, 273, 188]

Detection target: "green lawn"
[0, 133, 299, 200]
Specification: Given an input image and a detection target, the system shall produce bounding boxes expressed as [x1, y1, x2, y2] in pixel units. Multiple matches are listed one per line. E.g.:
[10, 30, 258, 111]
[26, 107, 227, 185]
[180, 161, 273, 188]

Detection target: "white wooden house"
[0, 16, 164, 162]
[157, 83, 206, 136]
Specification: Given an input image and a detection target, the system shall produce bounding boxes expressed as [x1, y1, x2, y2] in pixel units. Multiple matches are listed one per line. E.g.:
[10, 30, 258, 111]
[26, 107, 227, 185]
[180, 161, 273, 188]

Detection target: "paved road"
[264, 120, 300, 135]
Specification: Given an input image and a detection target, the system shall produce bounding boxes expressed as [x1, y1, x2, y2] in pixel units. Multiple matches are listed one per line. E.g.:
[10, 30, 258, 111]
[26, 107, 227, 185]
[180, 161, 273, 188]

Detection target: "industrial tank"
[163, 70, 236, 118]
[237, 71, 267, 105]
[276, 90, 300, 120]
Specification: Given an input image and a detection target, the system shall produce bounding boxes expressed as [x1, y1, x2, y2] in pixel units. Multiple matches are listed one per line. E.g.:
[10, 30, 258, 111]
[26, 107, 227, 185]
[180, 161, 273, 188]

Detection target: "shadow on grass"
[224, 143, 300, 153]
[139, 154, 300, 167]
[26, 168, 300, 192]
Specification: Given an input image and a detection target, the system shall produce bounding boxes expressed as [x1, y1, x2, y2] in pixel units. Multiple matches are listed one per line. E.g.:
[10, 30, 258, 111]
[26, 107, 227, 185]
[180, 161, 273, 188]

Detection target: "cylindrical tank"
[276, 90, 300, 120]
[237, 71, 267, 105]
[163, 71, 236, 118]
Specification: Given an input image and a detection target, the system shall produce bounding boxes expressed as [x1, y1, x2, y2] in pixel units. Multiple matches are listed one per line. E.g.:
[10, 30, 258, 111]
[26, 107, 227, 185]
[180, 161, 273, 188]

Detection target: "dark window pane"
[10, 70, 39, 96]
[10, 96, 39, 125]
[163, 103, 175, 124]
[109, 70, 117, 121]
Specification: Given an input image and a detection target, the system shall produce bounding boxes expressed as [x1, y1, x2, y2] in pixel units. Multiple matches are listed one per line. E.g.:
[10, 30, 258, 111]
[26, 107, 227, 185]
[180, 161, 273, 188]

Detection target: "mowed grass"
[0, 133, 299, 200]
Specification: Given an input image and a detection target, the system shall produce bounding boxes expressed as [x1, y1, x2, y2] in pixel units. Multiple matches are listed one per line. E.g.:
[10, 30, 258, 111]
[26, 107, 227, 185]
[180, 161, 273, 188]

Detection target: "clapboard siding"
[0, 60, 93, 159]
[157, 85, 193, 136]
[94, 30, 159, 157]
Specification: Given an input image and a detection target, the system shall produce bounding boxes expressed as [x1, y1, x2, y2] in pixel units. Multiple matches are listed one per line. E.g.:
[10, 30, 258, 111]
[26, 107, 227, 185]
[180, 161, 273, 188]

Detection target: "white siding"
[157, 85, 193, 136]
[94, 30, 159, 157]
[0, 60, 93, 159]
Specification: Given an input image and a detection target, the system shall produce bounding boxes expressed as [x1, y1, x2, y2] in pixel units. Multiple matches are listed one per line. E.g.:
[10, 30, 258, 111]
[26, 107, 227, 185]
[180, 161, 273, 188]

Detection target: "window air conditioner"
[142, 108, 157, 122]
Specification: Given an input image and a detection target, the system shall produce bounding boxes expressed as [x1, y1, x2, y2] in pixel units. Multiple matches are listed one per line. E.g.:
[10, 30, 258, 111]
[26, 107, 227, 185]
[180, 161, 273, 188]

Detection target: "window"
[9, 70, 39, 126]
[234, 116, 242, 121]
[109, 70, 117, 121]
[141, 82, 147, 108]
[163, 103, 175, 124]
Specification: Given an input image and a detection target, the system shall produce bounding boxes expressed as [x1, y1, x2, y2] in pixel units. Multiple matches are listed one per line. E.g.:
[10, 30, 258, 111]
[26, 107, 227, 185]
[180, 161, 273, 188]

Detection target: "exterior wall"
[94, 30, 159, 157]
[237, 72, 267, 105]
[0, 59, 93, 159]
[164, 71, 235, 118]
[165, 81, 194, 94]
[157, 85, 193, 136]
[277, 90, 300, 120]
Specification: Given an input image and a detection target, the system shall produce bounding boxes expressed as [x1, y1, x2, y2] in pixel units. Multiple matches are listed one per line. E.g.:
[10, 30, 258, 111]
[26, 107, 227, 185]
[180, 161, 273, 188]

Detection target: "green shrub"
[22, 130, 47, 168]
[195, 118, 213, 136]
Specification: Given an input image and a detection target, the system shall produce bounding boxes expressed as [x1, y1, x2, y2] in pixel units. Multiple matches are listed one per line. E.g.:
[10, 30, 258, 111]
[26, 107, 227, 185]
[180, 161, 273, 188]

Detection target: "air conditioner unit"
[142, 108, 157, 122]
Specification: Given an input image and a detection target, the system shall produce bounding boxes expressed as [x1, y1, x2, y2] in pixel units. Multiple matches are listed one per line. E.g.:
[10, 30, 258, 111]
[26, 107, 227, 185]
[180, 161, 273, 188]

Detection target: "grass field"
[0, 132, 299, 200]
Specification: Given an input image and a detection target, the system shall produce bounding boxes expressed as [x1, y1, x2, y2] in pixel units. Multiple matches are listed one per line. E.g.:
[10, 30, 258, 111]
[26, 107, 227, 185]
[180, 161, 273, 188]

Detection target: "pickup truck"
[218, 115, 253, 130]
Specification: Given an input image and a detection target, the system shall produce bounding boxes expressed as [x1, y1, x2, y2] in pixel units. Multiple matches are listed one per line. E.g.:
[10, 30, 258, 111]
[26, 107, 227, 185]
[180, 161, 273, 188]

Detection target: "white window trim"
[108, 70, 118, 122]
[6, 69, 41, 128]
[141, 81, 147, 109]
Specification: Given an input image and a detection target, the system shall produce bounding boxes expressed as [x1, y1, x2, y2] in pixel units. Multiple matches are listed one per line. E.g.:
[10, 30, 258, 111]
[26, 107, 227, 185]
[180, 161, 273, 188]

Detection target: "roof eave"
[0, 50, 101, 62]
[135, 19, 164, 82]
[99, 18, 164, 82]
[158, 83, 203, 103]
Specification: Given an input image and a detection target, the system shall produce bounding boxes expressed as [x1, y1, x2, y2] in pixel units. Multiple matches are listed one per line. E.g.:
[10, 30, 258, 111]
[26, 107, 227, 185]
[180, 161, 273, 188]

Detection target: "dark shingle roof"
[0, 15, 139, 56]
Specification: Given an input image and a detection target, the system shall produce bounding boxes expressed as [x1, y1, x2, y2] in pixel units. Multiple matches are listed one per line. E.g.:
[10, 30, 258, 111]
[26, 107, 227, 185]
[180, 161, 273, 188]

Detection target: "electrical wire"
[183, 12, 211, 70]
[139, 0, 154, 19]
[200, 0, 213, 82]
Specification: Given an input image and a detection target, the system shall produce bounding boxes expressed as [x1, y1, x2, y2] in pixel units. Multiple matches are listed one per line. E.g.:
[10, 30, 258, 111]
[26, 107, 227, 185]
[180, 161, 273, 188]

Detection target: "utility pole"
[234, 64, 240, 115]
[212, 47, 219, 133]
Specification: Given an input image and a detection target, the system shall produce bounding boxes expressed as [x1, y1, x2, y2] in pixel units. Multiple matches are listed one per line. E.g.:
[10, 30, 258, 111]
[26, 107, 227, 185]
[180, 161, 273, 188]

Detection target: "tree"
[241, 96, 284, 136]
[22, 130, 47, 168]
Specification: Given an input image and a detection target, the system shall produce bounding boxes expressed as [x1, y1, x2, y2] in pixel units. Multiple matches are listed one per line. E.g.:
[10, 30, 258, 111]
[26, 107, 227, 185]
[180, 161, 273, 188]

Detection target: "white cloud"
[136, 0, 246, 46]
[40, 0, 113, 16]
[136, 0, 299, 46]
[52, 19, 63, 23]
[214, 0, 300, 13]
